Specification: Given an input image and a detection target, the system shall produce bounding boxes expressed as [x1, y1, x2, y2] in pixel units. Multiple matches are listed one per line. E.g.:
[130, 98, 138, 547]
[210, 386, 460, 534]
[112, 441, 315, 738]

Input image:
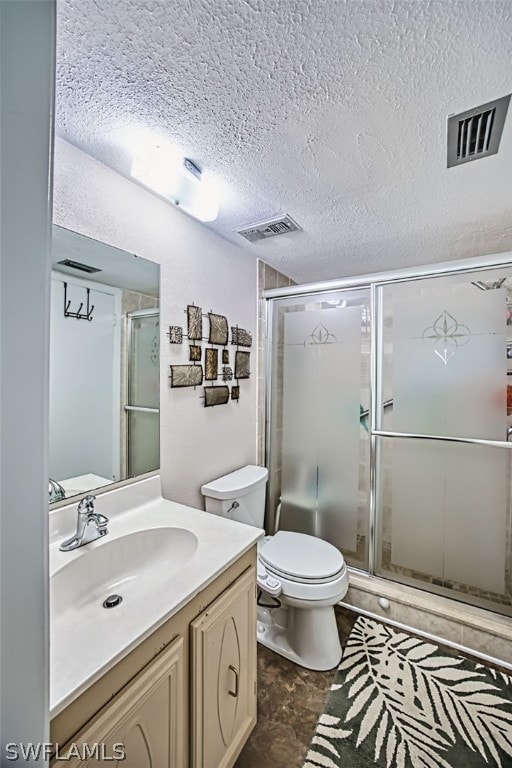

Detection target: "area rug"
[304, 615, 512, 768]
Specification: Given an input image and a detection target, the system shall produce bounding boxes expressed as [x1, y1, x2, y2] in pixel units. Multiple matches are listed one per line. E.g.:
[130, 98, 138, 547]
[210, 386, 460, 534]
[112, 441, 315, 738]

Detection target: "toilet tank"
[201, 465, 268, 528]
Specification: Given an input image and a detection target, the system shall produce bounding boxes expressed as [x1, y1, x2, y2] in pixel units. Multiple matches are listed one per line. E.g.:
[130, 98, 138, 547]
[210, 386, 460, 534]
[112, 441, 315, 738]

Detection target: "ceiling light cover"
[130, 144, 220, 222]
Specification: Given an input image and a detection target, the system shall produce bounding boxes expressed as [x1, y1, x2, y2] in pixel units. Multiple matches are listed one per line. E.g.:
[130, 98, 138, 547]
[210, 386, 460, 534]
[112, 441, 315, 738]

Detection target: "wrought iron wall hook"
[63, 282, 94, 321]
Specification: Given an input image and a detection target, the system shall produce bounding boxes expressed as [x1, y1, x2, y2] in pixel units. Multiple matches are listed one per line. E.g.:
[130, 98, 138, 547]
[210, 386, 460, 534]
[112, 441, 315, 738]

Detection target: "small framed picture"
[234, 350, 250, 379]
[187, 305, 202, 340]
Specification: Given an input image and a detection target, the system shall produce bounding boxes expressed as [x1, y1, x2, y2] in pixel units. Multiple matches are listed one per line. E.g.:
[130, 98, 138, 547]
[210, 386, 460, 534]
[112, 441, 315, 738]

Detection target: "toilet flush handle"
[226, 501, 240, 515]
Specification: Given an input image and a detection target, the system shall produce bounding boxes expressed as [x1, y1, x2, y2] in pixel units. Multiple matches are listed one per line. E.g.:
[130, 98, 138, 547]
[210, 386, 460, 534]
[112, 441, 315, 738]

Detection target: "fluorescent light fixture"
[130, 144, 220, 222]
[326, 299, 348, 308]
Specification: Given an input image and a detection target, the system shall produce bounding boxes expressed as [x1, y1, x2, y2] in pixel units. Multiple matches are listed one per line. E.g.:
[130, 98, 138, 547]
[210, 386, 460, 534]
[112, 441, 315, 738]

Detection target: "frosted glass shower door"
[280, 305, 363, 552]
[377, 274, 508, 596]
[127, 310, 160, 477]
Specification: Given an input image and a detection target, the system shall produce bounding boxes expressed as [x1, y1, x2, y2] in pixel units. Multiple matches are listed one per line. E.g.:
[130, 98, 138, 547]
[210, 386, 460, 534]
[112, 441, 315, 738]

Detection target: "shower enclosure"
[265, 254, 512, 618]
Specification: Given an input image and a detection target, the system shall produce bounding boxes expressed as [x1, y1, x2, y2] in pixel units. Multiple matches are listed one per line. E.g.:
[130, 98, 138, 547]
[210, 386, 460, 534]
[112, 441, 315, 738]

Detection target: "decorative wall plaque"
[187, 305, 202, 340]
[168, 326, 183, 344]
[170, 364, 203, 388]
[234, 350, 250, 379]
[170, 303, 252, 406]
[231, 326, 252, 347]
[204, 386, 229, 407]
[189, 345, 202, 361]
[208, 313, 229, 345]
[205, 348, 218, 380]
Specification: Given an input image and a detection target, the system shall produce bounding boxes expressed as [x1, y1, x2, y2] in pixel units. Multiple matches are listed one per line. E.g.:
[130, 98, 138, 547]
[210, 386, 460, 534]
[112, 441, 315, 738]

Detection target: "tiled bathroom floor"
[235, 608, 357, 768]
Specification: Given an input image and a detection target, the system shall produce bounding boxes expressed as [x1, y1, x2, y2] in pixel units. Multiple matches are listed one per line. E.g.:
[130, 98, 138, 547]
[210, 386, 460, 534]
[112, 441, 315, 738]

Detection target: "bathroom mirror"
[49, 226, 160, 504]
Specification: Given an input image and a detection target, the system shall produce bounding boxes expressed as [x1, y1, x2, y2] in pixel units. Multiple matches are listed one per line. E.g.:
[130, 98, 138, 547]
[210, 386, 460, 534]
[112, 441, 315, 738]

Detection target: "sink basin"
[51, 527, 198, 618]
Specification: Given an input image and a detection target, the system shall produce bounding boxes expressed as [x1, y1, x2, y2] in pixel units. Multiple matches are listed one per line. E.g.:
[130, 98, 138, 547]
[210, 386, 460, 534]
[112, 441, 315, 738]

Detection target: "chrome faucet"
[49, 478, 66, 503]
[59, 495, 109, 552]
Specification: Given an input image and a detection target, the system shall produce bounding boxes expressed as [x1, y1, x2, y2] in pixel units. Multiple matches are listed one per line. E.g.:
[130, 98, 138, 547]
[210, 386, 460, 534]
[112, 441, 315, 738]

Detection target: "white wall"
[53, 139, 259, 509]
[49, 275, 121, 483]
[0, 0, 55, 754]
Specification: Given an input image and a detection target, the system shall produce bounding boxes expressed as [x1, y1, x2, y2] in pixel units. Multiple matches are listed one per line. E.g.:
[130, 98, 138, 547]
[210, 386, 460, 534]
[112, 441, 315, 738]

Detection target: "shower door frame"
[264, 250, 512, 591]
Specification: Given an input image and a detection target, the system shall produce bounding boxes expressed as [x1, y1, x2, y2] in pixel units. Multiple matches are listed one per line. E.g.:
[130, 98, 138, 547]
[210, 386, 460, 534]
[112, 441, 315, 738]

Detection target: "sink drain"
[103, 594, 123, 609]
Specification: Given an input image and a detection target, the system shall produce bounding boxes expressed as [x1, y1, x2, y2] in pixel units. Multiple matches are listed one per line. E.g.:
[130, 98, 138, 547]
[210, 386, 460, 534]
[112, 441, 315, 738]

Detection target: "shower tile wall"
[120, 290, 159, 477]
[257, 260, 295, 490]
[344, 574, 512, 665]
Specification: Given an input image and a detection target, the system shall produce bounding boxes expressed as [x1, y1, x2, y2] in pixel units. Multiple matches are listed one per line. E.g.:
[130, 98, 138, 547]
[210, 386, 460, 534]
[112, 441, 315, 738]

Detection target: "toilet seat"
[257, 531, 348, 602]
[259, 531, 345, 583]
[258, 557, 348, 602]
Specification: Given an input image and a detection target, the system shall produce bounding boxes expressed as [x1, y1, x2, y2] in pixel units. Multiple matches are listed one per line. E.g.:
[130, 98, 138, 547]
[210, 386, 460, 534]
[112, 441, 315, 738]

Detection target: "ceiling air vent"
[57, 259, 102, 274]
[447, 94, 510, 168]
[236, 214, 302, 243]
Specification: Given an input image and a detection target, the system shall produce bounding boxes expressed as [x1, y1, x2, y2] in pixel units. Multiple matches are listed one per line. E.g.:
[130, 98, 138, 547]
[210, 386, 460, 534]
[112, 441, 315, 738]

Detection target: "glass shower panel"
[269, 290, 371, 569]
[380, 273, 507, 440]
[127, 409, 160, 477]
[376, 267, 512, 617]
[376, 436, 510, 614]
[128, 313, 160, 409]
[127, 311, 160, 477]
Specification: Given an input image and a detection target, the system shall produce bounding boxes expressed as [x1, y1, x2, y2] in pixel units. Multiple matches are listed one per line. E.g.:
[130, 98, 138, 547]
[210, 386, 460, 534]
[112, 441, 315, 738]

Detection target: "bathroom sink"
[51, 527, 198, 619]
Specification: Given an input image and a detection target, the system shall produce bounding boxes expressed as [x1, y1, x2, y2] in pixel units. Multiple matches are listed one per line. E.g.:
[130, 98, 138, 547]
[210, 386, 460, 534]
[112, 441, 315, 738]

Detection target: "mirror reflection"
[49, 226, 160, 503]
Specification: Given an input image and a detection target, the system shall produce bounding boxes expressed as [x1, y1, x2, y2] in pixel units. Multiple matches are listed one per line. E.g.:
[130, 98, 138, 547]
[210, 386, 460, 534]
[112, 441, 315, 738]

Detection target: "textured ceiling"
[56, 0, 512, 284]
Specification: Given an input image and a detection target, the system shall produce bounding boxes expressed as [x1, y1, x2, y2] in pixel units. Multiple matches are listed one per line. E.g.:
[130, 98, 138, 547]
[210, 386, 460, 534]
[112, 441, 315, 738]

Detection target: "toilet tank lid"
[201, 465, 268, 500]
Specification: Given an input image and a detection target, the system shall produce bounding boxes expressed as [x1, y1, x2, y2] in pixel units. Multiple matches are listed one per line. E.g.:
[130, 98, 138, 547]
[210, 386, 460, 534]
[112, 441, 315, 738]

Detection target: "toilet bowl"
[201, 465, 349, 671]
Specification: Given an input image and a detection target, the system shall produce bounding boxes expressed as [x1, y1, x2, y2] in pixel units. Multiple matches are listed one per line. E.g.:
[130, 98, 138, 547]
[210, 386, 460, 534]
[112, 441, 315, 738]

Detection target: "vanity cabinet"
[51, 548, 256, 768]
[191, 568, 256, 768]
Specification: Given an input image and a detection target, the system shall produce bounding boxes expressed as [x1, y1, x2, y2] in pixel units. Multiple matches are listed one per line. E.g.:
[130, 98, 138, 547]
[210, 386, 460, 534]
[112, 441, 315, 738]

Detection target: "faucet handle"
[77, 494, 96, 514]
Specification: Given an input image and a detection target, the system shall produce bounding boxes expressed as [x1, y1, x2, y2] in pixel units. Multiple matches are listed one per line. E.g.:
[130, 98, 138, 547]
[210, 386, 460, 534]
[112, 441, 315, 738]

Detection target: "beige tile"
[258, 259, 265, 287]
[462, 626, 512, 665]
[139, 293, 156, 310]
[343, 586, 396, 621]
[122, 289, 140, 315]
[276, 271, 290, 289]
[394, 603, 462, 644]
[264, 263, 279, 290]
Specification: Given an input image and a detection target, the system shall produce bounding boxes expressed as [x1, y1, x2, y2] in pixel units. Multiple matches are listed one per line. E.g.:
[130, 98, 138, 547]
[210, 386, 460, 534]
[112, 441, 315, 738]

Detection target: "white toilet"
[201, 464, 349, 671]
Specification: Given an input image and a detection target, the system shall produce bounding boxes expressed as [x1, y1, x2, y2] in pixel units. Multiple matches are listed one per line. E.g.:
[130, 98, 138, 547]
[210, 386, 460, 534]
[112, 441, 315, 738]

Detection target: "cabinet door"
[191, 567, 257, 768]
[54, 636, 184, 768]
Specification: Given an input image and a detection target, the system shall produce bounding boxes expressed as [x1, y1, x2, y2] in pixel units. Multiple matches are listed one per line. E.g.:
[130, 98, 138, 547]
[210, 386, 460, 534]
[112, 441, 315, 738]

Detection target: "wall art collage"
[168, 304, 251, 407]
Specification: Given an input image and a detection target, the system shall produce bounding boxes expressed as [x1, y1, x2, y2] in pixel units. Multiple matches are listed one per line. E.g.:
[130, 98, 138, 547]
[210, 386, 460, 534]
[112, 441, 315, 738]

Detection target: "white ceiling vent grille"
[447, 94, 510, 167]
[236, 214, 302, 243]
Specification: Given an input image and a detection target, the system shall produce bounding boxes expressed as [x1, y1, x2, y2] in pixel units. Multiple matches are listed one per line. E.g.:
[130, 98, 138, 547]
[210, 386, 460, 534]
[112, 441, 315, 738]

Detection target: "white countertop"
[49, 476, 261, 717]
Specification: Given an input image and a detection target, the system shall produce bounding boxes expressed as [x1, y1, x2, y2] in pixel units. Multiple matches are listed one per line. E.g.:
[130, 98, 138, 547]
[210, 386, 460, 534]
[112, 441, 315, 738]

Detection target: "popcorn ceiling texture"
[56, 0, 512, 283]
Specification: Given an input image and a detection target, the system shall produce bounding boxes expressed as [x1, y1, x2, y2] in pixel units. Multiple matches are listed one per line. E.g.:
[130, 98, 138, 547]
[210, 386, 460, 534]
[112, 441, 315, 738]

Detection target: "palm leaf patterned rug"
[304, 616, 512, 768]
